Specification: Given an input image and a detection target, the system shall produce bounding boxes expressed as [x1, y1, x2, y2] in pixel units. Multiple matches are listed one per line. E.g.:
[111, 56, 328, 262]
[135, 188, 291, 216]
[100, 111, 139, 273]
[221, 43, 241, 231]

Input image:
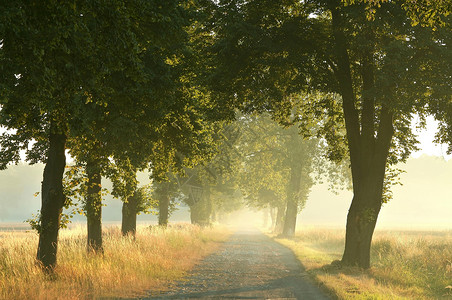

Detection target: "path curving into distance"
[146, 227, 331, 299]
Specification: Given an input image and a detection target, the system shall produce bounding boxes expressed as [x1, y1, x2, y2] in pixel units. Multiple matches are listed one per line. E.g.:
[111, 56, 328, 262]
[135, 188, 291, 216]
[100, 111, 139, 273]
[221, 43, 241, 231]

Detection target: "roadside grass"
[275, 228, 452, 300]
[0, 224, 229, 299]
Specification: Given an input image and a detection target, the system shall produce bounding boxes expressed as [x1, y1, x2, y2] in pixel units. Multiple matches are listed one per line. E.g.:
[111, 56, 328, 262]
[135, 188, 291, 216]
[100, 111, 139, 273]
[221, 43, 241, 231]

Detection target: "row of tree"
[0, 0, 224, 271]
[1, 0, 451, 271]
[198, 0, 452, 269]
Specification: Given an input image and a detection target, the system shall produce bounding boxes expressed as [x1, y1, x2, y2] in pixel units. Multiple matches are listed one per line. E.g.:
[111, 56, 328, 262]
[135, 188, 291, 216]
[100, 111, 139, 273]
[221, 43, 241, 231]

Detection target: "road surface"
[145, 228, 331, 299]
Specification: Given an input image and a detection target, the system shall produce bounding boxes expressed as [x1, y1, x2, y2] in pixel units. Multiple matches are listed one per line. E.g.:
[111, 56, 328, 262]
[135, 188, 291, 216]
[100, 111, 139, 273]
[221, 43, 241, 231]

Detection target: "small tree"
[236, 114, 321, 236]
[153, 177, 182, 227]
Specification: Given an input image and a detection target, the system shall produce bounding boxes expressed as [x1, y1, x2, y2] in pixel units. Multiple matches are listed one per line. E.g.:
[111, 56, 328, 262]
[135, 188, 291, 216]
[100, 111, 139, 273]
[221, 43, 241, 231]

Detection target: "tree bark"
[36, 131, 66, 271]
[270, 207, 276, 230]
[122, 193, 137, 237]
[190, 201, 202, 225]
[282, 197, 298, 237]
[273, 204, 285, 234]
[158, 193, 170, 227]
[330, 2, 394, 268]
[282, 150, 303, 237]
[190, 187, 211, 226]
[85, 158, 103, 253]
[341, 162, 387, 268]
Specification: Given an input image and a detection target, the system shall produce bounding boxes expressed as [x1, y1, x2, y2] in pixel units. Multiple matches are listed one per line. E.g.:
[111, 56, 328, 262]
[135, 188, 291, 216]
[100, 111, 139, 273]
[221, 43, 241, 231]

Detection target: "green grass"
[275, 228, 452, 299]
[0, 224, 230, 299]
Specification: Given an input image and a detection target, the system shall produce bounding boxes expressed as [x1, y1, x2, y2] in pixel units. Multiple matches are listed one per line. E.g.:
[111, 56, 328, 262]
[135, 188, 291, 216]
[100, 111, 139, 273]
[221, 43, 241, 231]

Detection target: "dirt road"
[145, 228, 331, 299]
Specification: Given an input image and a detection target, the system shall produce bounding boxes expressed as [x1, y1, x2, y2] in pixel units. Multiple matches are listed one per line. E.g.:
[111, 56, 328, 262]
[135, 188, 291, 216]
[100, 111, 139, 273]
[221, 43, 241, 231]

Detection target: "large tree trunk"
[122, 193, 137, 236]
[341, 160, 388, 268]
[85, 158, 103, 253]
[158, 193, 170, 227]
[330, 3, 394, 269]
[36, 131, 66, 271]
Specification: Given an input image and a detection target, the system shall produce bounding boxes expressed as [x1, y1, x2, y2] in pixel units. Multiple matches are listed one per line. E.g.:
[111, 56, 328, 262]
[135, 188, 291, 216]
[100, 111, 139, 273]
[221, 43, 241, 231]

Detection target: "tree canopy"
[197, 0, 451, 267]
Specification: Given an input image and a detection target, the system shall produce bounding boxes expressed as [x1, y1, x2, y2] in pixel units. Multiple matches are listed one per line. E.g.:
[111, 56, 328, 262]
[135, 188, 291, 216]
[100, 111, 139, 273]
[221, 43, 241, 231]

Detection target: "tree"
[236, 114, 320, 236]
[107, 158, 146, 237]
[343, 0, 452, 28]
[62, 151, 107, 253]
[202, 0, 447, 268]
[152, 176, 182, 227]
[423, 15, 452, 152]
[325, 0, 445, 268]
[0, 0, 193, 270]
[0, 1, 134, 270]
[172, 121, 243, 226]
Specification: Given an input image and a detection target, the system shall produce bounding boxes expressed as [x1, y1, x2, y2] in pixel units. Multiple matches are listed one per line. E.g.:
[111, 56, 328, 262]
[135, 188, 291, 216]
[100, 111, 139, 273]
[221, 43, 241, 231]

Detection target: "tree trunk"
[282, 197, 297, 237]
[36, 131, 66, 271]
[341, 199, 380, 268]
[85, 159, 103, 253]
[158, 193, 170, 227]
[282, 160, 302, 237]
[190, 201, 202, 225]
[341, 165, 386, 268]
[270, 207, 276, 230]
[273, 204, 285, 234]
[122, 193, 137, 237]
[190, 187, 211, 226]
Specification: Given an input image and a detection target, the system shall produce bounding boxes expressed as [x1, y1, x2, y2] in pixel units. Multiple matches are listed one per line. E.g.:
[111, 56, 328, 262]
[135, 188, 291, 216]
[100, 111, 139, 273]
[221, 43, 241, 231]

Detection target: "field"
[0, 224, 229, 300]
[276, 227, 452, 299]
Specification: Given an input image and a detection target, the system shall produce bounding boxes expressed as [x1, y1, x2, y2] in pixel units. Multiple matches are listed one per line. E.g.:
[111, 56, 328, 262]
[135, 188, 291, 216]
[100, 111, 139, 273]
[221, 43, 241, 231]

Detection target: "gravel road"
[145, 227, 331, 299]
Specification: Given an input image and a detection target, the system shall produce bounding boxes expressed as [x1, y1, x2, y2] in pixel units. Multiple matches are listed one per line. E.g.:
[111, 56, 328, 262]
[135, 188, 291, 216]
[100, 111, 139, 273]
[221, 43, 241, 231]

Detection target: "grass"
[275, 227, 452, 300]
[0, 223, 230, 299]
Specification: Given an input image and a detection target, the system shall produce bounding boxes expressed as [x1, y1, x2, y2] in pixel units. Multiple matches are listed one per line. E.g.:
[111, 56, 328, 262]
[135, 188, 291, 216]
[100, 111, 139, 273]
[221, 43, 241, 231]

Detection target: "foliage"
[106, 159, 138, 202]
[381, 166, 405, 204]
[342, 0, 452, 27]
[135, 185, 158, 215]
[105, 158, 156, 215]
[173, 120, 244, 217]
[202, 0, 450, 168]
[0, 0, 160, 164]
[197, 0, 452, 267]
[152, 176, 184, 216]
[26, 164, 88, 233]
[236, 113, 338, 212]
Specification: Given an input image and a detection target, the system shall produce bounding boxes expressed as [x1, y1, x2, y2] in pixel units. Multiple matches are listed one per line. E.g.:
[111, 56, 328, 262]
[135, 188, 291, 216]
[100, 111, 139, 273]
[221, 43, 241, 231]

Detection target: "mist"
[0, 163, 191, 224]
[301, 155, 452, 230]
[1, 154, 450, 230]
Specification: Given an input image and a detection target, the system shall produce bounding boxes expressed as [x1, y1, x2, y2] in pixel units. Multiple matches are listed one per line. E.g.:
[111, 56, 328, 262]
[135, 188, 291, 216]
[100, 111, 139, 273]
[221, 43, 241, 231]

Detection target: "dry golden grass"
[276, 227, 452, 300]
[0, 223, 230, 299]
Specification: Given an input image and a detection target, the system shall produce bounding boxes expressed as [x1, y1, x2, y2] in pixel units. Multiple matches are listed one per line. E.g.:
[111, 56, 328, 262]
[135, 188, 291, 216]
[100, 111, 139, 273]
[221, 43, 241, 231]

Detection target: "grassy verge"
[0, 224, 230, 299]
[275, 228, 452, 299]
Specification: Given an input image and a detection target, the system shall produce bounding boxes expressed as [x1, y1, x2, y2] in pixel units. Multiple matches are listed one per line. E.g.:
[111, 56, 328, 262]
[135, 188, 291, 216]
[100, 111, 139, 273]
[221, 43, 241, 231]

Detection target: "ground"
[145, 228, 331, 299]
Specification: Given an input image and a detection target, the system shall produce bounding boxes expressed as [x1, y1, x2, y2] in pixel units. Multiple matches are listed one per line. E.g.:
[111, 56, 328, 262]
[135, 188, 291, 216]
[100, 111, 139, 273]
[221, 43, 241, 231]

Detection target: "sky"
[410, 116, 451, 161]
